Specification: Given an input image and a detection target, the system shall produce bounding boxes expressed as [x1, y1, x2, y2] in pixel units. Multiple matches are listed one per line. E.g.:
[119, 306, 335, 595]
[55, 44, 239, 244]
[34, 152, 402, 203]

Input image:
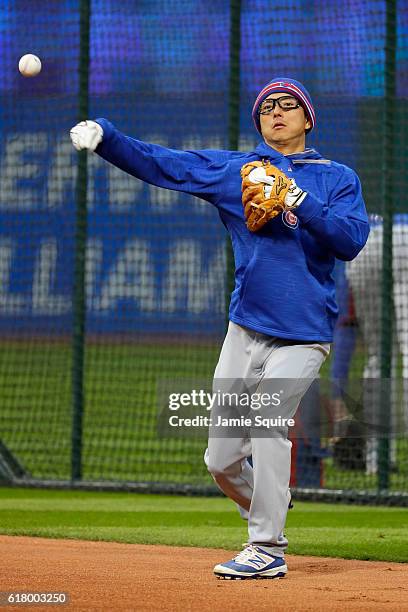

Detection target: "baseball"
[18, 54, 42, 77]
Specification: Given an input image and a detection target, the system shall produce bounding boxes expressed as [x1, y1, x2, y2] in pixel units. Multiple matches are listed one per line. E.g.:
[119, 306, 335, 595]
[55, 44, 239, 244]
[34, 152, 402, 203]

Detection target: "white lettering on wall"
[161, 239, 225, 314]
[94, 239, 156, 312]
[0, 131, 227, 318]
[0, 131, 224, 214]
[0, 239, 25, 313]
[108, 164, 144, 211]
[0, 237, 225, 316]
[47, 138, 76, 209]
[32, 239, 70, 314]
[0, 133, 48, 210]
[85, 238, 103, 310]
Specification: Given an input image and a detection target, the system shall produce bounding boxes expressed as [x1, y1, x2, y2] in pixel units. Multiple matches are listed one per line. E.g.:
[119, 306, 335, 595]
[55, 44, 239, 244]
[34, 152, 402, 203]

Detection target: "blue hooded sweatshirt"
[94, 119, 370, 342]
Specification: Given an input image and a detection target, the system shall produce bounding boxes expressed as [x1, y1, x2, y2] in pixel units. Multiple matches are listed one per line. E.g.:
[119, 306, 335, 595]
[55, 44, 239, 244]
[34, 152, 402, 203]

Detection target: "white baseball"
[18, 54, 42, 77]
[249, 166, 275, 186]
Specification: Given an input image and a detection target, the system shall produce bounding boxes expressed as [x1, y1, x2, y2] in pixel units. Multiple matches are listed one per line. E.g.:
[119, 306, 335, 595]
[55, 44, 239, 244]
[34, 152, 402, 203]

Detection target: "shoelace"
[233, 545, 259, 564]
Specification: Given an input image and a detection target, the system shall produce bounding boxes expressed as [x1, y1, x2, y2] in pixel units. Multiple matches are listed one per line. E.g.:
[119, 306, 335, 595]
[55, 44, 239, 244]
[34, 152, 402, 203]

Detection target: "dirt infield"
[1, 536, 407, 611]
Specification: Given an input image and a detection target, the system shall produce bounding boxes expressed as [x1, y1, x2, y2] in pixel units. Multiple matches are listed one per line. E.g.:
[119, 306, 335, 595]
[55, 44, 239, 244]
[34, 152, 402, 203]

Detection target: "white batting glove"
[284, 178, 307, 210]
[70, 120, 103, 152]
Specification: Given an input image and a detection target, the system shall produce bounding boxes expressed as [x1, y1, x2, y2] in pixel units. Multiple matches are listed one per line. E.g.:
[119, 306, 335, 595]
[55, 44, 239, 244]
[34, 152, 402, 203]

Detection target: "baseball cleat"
[213, 545, 287, 580]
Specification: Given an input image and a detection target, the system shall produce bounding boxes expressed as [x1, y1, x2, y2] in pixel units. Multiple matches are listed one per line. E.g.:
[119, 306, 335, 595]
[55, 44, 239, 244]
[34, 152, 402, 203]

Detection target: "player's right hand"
[70, 120, 103, 152]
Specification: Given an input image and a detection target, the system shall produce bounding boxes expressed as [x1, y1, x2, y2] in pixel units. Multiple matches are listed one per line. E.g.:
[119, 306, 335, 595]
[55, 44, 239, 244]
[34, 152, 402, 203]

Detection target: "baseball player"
[346, 214, 408, 473]
[70, 77, 369, 579]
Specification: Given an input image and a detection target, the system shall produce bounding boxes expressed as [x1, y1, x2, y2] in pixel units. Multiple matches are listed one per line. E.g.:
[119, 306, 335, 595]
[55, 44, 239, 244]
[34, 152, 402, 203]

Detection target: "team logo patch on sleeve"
[282, 210, 299, 229]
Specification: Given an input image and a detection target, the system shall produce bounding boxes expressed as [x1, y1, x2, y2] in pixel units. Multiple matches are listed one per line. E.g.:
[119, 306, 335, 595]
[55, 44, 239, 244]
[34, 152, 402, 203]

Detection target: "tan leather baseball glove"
[241, 160, 291, 232]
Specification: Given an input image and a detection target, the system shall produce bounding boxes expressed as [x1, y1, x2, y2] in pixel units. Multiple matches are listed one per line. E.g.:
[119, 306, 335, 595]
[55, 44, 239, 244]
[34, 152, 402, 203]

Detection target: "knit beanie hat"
[252, 77, 316, 135]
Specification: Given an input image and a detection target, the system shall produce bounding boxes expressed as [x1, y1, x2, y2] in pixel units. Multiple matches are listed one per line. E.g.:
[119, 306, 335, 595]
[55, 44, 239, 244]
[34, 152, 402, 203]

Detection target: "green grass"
[1, 488, 408, 562]
[1, 340, 408, 492]
[0, 341, 218, 483]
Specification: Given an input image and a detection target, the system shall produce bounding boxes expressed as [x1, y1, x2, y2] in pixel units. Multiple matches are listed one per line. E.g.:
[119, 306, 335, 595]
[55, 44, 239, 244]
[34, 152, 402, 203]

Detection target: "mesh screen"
[0, 0, 79, 479]
[0, 0, 407, 497]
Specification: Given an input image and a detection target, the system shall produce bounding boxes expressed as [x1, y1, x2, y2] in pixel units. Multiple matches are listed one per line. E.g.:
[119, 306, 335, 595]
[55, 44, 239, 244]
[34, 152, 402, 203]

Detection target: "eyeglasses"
[258, 96, 300, 115]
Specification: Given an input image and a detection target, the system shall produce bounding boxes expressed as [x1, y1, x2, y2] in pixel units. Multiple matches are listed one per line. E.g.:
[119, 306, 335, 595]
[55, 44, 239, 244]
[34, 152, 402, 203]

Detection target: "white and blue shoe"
[213, 545, 287, 580]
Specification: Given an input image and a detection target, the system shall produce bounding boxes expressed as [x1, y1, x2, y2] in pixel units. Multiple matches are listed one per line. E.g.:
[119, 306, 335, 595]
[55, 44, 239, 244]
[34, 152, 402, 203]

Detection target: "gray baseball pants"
[204, 322, 329, 556]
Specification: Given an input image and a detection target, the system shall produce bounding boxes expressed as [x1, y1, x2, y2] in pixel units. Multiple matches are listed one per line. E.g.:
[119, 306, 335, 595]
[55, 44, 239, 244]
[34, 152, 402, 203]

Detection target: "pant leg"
[247, 341, 329, 556]
[205, 322, 255, 511]
[348, 226, 403, 472]
[347, 229, 382, 473]
[393, 225, 408, 431]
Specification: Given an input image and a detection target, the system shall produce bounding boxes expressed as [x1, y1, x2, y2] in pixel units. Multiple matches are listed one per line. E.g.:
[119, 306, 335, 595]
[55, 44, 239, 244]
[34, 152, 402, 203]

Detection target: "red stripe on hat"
[253, 82, 315, 126]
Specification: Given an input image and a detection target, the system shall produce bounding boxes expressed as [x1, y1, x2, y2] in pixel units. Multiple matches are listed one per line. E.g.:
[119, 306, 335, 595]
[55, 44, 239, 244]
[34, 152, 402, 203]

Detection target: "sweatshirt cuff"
[294, 192, 324, 225]
[94, 118, 114, 148]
